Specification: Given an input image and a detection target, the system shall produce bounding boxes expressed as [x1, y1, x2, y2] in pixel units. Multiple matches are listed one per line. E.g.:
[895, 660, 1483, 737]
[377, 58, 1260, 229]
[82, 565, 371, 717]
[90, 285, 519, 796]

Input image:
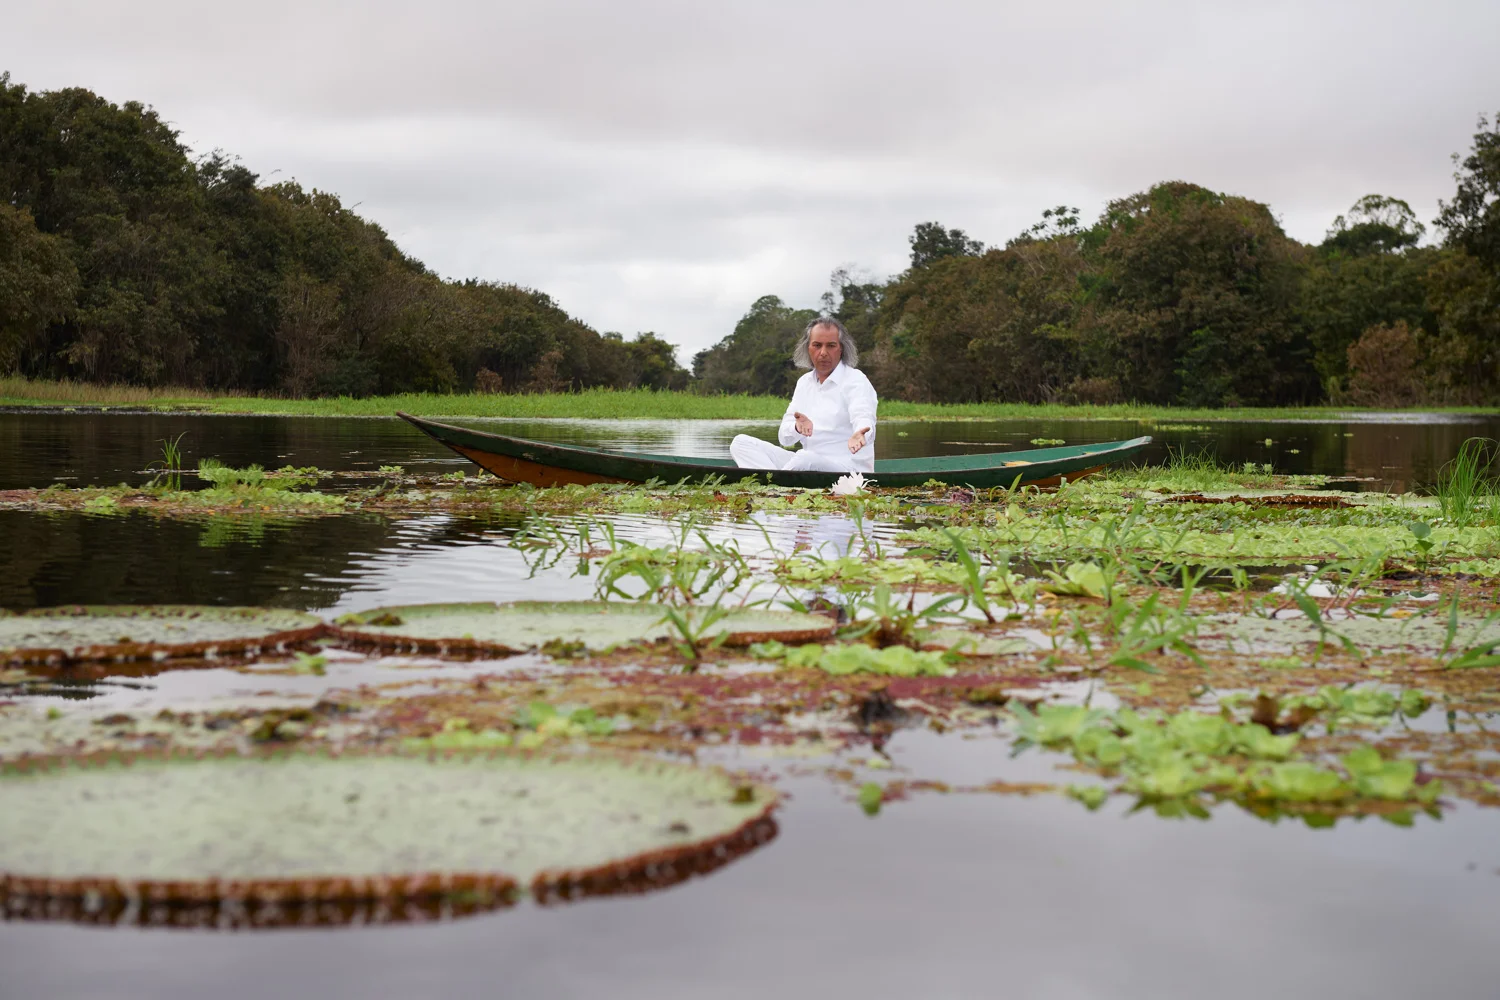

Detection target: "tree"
[908, 222, 984, 269]
[1085, 181, 1312, 406]
[0, 204, 78, 371]
[1337, 322, 1425, 407]
[692, 295, 816, 395]
[0, 74, 685, 397]
[1435, 112, 1500, 267]
[1323, 194, 1425, 256]
[868, 232, 1088, 404]
[1302, 195, 1434, 389]
[625, 332, 687, 390]
[1422, 249, 1500, 403]
[1008, 205, 1082, 247]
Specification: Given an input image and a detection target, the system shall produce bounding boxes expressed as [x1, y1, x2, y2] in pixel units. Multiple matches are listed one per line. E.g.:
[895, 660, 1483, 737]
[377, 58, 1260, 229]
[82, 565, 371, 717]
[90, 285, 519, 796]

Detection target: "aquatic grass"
[841, 583, 967, 646]
[4, 375, 1495, 421]
[1434, 437, 1497, 528]
[144, 432, 188, 490]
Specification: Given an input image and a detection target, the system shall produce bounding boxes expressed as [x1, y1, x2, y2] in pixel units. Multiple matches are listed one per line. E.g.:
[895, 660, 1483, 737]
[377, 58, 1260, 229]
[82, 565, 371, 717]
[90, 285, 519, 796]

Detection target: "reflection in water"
[0, 507, 893, 614]
[3, 412, 1500, 993]
[0, 511, 402, 610]
[2, 773, 1497, 997]
[4, 411, 1497, 490]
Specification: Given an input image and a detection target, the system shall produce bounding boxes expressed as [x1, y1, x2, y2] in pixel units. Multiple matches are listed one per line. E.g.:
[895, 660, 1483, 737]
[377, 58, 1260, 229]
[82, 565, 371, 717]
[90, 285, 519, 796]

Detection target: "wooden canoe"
[398, 412, 1153, 489]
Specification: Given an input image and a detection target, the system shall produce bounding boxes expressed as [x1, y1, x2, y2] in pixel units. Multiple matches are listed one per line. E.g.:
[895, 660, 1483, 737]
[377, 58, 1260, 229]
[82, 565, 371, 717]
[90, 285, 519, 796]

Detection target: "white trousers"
[729, 434, 861, 473]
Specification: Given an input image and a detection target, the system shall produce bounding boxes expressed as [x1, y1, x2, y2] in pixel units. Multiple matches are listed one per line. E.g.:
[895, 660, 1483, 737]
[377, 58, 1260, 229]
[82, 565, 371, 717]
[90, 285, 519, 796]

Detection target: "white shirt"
[778, 362, 879, 473]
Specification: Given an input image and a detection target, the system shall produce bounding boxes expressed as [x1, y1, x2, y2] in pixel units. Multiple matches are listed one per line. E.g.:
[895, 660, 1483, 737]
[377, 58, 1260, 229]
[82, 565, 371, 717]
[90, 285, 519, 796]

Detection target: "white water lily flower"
[830, 471, 869, 496]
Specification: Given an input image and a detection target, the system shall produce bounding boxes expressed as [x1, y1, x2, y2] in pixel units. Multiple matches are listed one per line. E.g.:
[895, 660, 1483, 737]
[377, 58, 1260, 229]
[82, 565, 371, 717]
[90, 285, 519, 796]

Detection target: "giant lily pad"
[332, 600, 835, 655]
[0, 750, 777, 929]
[0, 606, 326, 666]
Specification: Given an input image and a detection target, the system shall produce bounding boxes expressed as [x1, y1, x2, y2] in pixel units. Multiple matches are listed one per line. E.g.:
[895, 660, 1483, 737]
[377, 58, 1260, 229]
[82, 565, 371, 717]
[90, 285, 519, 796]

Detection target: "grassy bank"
[1, 376, 1493, 422]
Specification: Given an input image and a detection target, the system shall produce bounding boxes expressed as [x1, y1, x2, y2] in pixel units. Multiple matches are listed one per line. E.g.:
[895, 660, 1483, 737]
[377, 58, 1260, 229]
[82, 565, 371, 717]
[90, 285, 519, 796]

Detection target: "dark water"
[5, 771, 1498, 999]
[3, 411, 1499, 998]
[3, 410, 1498, 491]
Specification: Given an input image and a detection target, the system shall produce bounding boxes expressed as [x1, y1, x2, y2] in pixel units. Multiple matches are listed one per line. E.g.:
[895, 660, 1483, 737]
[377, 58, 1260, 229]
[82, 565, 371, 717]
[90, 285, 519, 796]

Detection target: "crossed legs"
[729, 434, 860, 473]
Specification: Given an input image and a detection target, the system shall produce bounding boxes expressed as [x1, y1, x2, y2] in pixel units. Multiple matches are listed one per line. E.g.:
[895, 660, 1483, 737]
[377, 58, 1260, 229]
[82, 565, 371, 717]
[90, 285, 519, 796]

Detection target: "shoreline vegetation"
[3, 75, 1498, 411]
[1, 377, 1494, 422]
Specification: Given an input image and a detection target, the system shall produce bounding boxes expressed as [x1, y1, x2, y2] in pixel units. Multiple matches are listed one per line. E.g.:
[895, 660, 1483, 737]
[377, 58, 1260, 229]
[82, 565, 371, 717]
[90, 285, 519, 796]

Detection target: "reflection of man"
[730, 317, 878, 474]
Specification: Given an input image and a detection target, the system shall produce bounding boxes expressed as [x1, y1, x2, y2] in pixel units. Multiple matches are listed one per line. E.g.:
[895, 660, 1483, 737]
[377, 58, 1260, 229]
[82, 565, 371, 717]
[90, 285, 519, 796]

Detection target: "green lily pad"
[0, 750, 777, 928]
[332, 600, 835, 655]
[0, 606, 326, 666]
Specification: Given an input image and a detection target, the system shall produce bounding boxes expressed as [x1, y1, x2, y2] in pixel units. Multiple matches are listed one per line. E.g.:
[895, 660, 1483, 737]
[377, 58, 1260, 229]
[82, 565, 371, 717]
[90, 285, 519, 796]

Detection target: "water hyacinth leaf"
[917, 628, 1040, 656]
[777, 642, 955, 677]
[0, 751, 778, 926]
[1040, 562, 1110, 599]
[1341, 746, 1419, 800]
[0, 606, 326, 666]
[1010, 703, 1110, 746]
[1067, 784, 1109, 810]
[332, 600, 834, 654]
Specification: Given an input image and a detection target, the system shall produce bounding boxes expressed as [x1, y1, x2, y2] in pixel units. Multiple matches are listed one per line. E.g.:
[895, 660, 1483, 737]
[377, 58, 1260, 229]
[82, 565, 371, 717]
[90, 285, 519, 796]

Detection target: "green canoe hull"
[397, 412, 1152, 489]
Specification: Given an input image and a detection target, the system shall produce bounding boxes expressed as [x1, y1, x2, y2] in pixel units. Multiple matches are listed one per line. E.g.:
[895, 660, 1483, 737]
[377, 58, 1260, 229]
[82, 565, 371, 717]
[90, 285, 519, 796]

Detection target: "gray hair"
[792, 316, 859, 370]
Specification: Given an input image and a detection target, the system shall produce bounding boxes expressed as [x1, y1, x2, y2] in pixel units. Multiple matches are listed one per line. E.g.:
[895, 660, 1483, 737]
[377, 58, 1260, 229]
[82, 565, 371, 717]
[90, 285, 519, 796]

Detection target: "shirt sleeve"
[846, 371, 878, 446]
[777, 379, 803, 447]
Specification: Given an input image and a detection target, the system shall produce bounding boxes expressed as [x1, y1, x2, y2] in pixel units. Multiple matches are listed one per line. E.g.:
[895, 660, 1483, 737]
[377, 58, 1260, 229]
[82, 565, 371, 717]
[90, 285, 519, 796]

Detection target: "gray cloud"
[8, 0, 1498, 357]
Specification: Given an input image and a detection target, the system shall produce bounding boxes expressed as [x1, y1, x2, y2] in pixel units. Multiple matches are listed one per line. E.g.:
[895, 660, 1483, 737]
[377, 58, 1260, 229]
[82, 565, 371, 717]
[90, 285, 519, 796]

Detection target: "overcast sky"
[8, 1, 1499, 360]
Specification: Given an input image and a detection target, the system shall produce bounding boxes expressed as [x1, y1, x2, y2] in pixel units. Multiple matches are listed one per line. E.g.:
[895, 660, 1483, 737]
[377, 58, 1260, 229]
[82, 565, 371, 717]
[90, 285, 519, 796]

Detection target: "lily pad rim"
[0, 745, 781, 910]
[0, 604, 328, 667]
[331, 599, 836, 652]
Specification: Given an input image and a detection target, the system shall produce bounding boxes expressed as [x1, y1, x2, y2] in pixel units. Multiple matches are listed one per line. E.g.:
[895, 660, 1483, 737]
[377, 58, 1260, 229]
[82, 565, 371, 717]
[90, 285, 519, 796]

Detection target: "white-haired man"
[730, 317, 877, 474]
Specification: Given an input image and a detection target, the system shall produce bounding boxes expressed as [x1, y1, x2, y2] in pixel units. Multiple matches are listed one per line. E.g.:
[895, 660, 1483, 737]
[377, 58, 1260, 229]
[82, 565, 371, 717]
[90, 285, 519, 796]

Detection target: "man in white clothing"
[730, 317, 877, 474]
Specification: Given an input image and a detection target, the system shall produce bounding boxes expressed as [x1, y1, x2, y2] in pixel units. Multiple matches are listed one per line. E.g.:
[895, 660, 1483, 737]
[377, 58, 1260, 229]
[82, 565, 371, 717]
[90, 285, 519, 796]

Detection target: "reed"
[0, 375, 218, 406]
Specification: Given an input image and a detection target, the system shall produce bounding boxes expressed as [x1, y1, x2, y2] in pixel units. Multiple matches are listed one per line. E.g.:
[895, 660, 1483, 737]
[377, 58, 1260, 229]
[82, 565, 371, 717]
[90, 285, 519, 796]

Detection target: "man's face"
[808, 325, 842, 379]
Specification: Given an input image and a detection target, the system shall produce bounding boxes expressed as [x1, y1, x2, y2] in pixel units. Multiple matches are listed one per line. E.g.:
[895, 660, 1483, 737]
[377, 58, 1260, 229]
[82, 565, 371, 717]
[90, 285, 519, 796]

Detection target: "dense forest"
[0, 74, 688, 396]
[697, 116, 1500, 407]
[2, 74, 1496, 407]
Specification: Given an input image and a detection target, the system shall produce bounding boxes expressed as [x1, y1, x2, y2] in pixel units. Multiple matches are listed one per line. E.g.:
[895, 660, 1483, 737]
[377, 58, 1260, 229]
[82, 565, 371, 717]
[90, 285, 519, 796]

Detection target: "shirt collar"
[813, 362, 847, 386]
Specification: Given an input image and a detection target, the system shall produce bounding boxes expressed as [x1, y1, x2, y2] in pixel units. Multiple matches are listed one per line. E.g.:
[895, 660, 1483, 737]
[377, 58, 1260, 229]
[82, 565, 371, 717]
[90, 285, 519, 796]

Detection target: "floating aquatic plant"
[750, 640, 956, 677]
[1008, 704, 1442, 820]
[0, 750, 778, 928]
[332, 600, 834, 655]
[0, 606, 326, 666]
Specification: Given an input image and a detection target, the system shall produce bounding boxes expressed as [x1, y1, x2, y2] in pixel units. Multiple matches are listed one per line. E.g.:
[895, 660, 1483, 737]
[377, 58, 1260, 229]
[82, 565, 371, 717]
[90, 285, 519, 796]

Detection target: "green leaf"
[1067, 785, 1109, 810]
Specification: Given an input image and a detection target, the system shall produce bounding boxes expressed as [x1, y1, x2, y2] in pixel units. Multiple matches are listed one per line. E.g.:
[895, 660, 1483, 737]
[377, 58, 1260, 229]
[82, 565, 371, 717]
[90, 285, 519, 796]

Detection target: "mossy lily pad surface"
[0, 605, 326, 666]
[0, 751, 777, 927]
[333, 600, 834, 653]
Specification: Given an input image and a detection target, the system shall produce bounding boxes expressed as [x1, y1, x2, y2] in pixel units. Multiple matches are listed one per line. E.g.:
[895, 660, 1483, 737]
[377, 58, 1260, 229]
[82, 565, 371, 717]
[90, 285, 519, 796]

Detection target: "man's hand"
[848, 426, 871, 454]
[794, 412, 813, 437]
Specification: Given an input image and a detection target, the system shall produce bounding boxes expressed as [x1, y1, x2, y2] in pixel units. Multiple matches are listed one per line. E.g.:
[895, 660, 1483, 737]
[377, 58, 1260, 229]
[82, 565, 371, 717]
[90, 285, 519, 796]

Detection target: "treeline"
[696, 116, 1500, 407]
[0, 74, 688, 396]
[4, 74, 1496, 409]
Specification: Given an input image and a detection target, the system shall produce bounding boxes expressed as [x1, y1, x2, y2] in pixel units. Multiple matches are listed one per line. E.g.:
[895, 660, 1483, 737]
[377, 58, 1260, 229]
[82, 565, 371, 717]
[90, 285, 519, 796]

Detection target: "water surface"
[2, 410, 1498, 999]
